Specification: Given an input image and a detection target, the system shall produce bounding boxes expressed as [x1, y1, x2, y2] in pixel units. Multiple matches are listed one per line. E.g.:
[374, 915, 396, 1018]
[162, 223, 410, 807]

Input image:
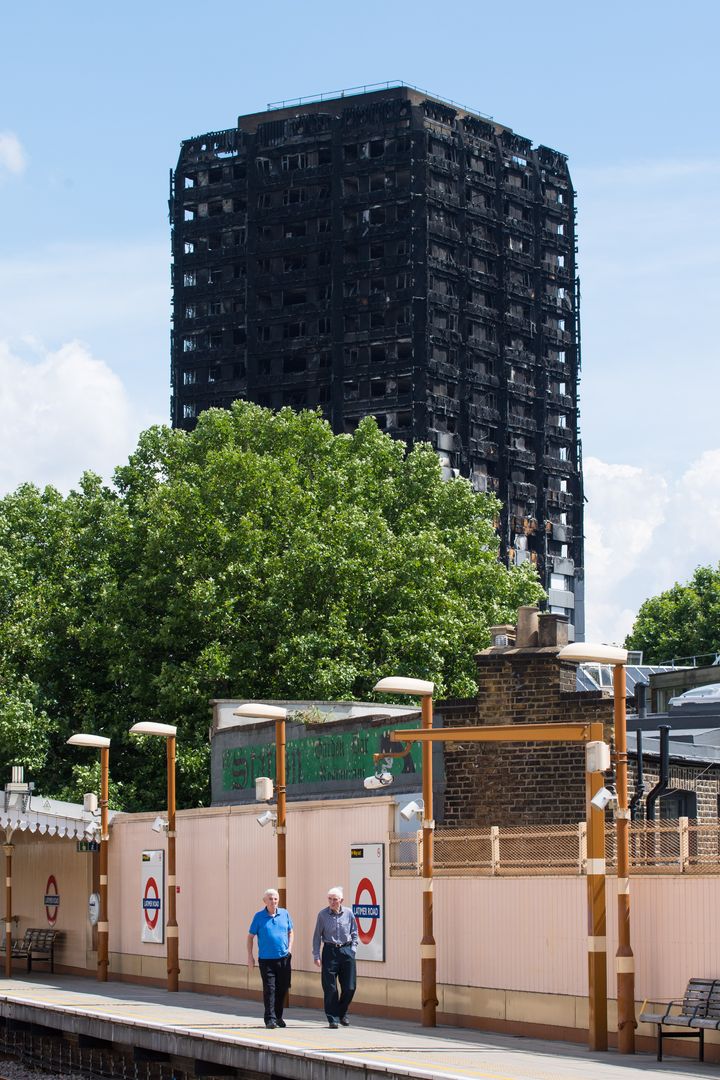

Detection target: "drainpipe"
[645, 725, 670, 821]
[636, 682, 647, 719]
[629, 728, 644, 821]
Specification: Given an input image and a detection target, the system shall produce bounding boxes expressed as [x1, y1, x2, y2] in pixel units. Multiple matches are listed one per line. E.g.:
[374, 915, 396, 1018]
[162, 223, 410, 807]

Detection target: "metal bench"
[5, 928, 59, 973]
[640, 978, 718, 1061]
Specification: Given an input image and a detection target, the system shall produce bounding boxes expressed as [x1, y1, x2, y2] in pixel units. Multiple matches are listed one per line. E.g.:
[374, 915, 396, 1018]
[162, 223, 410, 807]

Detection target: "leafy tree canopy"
[0, 403, 543, 810]
[625, 563, 720, 664]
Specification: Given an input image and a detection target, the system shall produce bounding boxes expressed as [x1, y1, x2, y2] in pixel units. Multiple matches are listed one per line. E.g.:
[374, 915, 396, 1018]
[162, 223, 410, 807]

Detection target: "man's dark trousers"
[321, 943, 356, 1022]
[258, 955, 292, 1023]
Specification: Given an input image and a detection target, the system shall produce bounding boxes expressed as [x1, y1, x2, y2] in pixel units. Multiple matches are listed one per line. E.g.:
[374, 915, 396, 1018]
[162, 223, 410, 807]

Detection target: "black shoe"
[328, 1020, 338, 1028]
[276, 1018, 287, 1028]
[265, 1021, 277, 1029]
[339, 1017, 350, 1026]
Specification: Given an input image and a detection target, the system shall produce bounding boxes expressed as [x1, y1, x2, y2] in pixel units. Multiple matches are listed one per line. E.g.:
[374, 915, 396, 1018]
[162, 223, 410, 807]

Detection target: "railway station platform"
[0, 975, 717, 1080]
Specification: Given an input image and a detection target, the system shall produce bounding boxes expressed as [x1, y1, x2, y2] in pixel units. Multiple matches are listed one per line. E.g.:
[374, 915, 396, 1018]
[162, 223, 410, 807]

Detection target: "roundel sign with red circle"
[44, 875, 59, 926]
[140, 849, 165, 944]
[353, 877, 380, 944]
[350, 844, 384, 961]
[143, 877, 161, 930]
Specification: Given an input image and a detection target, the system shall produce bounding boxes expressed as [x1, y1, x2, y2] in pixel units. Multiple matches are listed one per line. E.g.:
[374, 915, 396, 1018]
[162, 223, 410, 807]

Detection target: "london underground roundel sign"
[44, 875, 59, 926]
[353, 876, 380, 945]
[143, 877, 160, 931]
[141, 849, 165, 944]
[349, 843, 384, 961]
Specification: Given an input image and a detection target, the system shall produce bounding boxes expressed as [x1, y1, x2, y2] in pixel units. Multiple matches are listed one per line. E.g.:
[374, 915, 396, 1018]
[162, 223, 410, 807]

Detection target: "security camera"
[84, 820, 101, 838]
[151, 816, 168, 833]
[364, 770, 393, 790]
[256, 809, 277, 828]
[400, 799, 423, 821]
[591, 787, 617, 812]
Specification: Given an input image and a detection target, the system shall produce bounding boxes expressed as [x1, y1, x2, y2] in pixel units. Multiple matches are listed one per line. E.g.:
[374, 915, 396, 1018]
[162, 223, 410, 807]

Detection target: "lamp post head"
[233, 703, 287, 720]
[67, 734, 111, 749]
[373, 677, 434, 697]
[557, 643, 628, 666]
[129, 722, 177, 738]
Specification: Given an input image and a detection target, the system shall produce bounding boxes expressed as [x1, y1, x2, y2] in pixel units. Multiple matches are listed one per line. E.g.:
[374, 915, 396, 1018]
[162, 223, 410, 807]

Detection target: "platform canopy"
[0, 793, 113, 840]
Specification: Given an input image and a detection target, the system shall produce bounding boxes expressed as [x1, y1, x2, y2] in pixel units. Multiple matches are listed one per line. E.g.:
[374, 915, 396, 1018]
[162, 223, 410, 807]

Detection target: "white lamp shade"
[373, 676, 434, 697]
[67, 733, 111, 748]
[233, 703, 287, 720]
[129, 721, 177, 737]
[557, 642, 628, 665]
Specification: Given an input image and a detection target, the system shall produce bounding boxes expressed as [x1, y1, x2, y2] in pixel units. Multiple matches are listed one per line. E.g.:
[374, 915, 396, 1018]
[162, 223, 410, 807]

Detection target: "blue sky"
[1, 0, 719, 646]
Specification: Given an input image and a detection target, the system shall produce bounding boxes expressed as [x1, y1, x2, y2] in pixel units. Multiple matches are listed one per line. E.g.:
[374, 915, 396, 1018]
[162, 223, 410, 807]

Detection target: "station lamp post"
[67, 734, 111, 981]
[558, 642, 635, 1054]
[373, 676, 437, 1027]
[129, 722, 179, 992]
[233, 703, 288, 908]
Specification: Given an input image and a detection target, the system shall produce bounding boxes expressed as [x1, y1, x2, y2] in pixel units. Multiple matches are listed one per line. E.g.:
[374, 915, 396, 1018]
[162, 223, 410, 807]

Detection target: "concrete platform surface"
[0, 975, 718, 1080]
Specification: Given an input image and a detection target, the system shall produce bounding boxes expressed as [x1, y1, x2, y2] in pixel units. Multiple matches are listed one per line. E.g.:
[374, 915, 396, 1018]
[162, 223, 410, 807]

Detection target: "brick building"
[438, 609, 612, 826]
[170, 83, 584, 637]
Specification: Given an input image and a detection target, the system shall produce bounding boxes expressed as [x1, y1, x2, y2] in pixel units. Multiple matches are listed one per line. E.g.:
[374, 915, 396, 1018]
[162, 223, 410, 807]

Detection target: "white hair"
[263, 888, 279, 899]
[327, 886, 343, 898]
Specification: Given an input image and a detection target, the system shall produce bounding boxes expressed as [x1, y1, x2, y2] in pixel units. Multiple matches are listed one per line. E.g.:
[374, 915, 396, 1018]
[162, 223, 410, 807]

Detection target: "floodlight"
[373, 677, 434, 697]
[84, 820, 101, 839]
[129, 722, 177, 737]
[233, 703, 287, 720]
[400, 799, 424, 821]
[256, 809, 277, 828]
[151, 815, 169, 833]
[590, 787, 617, 812]
[558, 643, 628, 666]
[67, 734, 111, 748]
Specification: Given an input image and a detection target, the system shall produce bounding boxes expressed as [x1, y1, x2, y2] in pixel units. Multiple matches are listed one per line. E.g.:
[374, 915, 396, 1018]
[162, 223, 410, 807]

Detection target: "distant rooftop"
[211, 698, 419, 736]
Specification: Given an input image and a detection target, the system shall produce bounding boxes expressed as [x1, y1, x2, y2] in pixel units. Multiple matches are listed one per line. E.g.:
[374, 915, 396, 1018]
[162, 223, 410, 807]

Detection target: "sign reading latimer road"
[349, 844, 385, 962]
[221, 720, 421, 796]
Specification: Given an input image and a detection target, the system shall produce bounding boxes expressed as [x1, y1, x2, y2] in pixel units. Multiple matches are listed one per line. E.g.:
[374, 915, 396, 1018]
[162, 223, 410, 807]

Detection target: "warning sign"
[349, 843, 384, 962]
[141, 850, 165, 944]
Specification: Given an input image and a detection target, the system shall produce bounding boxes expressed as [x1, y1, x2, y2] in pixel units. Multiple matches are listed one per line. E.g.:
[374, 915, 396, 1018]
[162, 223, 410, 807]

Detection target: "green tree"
[625, 563, 720, 663]
[0, 404, 544, 810]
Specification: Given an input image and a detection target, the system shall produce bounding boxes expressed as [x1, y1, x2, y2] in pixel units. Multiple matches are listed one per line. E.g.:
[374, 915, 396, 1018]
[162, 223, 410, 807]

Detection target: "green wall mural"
[221, 720, 422, 793]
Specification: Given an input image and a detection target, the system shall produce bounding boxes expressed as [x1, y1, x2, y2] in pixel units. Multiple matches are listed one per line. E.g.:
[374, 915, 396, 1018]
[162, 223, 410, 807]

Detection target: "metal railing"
[389, 819, 720, 877]
[657, 652, 720, 668]
[267, 82, 493, 120]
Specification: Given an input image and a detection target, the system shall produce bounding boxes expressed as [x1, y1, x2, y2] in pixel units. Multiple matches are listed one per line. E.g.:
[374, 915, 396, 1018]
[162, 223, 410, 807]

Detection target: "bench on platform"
[1, 928, 60, 973]
[640, 978, 720, 1061]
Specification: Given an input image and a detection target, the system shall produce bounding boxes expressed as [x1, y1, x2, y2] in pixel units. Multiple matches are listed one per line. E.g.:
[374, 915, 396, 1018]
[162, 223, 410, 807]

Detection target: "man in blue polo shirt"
[247, 888, 294, 1029]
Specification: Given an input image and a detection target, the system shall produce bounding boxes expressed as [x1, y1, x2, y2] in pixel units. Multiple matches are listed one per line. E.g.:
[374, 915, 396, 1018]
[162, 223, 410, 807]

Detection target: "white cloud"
[0, 340, 146, 495]
[0, 240, 170, 422]
[583, 451, 720, 647]
[0, 132, 27, 177]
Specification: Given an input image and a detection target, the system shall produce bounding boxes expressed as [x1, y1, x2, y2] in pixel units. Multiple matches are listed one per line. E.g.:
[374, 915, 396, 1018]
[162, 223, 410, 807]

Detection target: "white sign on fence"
[141, 849, 165, 944]
[349, 843, 385, 962]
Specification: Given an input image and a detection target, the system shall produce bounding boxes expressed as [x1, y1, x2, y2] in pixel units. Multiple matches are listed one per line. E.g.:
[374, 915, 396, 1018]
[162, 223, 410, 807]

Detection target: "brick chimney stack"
[438, 606, 613, 827]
